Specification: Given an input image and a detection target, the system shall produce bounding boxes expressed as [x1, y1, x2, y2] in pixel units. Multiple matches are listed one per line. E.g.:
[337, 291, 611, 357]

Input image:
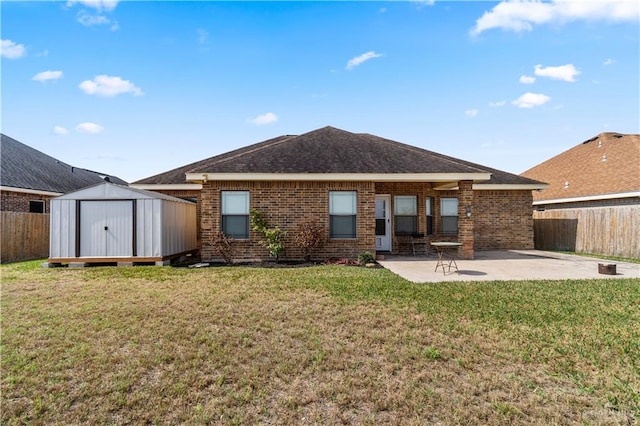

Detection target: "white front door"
[375, 195, 391, 251]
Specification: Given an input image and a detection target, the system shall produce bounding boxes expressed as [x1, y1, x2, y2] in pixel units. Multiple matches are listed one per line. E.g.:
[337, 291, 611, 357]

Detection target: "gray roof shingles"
[134, 126, 544, 186]
[1, 133, 127, 193]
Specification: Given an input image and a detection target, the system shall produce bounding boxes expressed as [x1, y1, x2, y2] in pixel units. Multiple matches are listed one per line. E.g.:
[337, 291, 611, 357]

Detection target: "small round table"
[430, 242, 462, 275]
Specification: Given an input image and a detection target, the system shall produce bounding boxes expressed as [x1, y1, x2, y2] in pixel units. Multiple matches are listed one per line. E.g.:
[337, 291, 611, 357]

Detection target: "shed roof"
[134, 126, 543, 187]
[1, 134, 127, 194]
[54, 182, 194, 203]
[521, 132, 640, 203]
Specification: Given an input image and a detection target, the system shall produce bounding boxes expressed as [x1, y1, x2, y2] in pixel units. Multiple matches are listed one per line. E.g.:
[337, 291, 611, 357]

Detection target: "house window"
[29, 200, 45, 213]
[426, 197, 433, 235]
[221, 191, 250, 239]
[394, 195, 417, 234]
[329, 191, 357, 239]
[441, 198, 458, 234]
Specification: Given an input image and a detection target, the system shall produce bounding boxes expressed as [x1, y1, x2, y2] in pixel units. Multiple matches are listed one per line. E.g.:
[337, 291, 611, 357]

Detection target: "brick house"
[521, 132, 639, 257]
[133, 126, 546, 261]
[1, 133, 127, 213]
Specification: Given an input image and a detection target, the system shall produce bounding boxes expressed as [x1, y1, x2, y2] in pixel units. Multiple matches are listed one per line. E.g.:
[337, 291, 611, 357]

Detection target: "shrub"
[250, 209, 286, 260]
[358, 251, 376, 265]
[210, 232, 235, 264]
[292, 219, 325, 262]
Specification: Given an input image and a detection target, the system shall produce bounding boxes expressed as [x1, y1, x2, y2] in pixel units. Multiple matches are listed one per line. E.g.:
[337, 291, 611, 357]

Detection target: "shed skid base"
[47, 250, 198, 267]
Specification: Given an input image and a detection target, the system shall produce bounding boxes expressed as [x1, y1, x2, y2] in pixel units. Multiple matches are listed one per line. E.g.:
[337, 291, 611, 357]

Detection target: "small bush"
[358, 251, 376, 265]
[250, 209, 286, 260]
[292, 219, 325, 262]
[210, 232, 235, 264]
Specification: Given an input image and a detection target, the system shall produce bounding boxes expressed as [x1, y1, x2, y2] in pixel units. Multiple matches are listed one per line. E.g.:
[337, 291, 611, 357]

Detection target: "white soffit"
[533, 191, 640, 205]
[0, 186, 63, 197]
[130, 184, 202, 191]
[186, 172, 492, 183]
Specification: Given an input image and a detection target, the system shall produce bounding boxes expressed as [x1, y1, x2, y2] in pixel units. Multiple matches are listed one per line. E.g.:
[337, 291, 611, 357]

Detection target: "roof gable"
[521, 132, 640, 202]
[1, 134, 127, 193]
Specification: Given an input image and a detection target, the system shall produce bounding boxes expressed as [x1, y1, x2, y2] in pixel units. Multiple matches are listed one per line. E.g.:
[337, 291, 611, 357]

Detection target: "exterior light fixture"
[465, 205, 471, 218]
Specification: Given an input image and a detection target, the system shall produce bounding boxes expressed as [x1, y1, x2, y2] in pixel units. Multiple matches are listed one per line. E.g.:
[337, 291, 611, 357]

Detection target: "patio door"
[375, 195, 391, 251]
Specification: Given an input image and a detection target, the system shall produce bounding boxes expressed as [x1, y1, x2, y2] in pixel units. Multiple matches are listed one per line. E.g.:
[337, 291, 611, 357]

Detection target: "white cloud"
[512, 92, 551, 108]
[79, 75, 143, 97]
[534, 64, 580, 82]
[66, 0, 119, 12]
[76, 122, 104, 133]
[77, 11, 109, 26]
[32, 70, 64, 82]
[197, 29, 209, 45]
[465, 109, 479, 117]
[489, 100, 507, 107]
[603, 58, 616, 65]
[76, 10, 118, 30]
[248, 112, 279, 125]
[519, 75, 536, 84]
[1, 39, 26, 59]
[346, 51, 383, 70]
[410, 0, 436, 7]
[471, 0, 639, 35]
[53, 126, 69, 135]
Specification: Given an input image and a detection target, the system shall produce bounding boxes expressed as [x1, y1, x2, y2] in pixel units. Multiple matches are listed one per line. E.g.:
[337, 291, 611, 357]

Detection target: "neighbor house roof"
[1, 133, 127, 195]
[521, 132, 640, 204]
[134, 126, 545, 188]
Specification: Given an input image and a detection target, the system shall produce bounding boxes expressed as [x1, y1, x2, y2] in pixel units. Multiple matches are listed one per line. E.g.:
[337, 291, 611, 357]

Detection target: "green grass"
[2, 260, 639, 424]
[557, 251, 640, 265]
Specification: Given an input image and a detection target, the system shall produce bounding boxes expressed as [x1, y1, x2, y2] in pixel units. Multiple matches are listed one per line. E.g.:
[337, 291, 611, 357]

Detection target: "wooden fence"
[533, 206, 639, 259]
[1, 212, 50, 263]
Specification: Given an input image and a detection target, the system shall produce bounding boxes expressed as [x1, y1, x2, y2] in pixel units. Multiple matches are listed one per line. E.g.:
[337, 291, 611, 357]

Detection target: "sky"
[1, 0, 639, 183]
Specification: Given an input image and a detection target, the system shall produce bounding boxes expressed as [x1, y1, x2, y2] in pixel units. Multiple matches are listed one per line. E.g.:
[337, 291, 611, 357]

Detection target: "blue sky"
[2, 0, 638, 183]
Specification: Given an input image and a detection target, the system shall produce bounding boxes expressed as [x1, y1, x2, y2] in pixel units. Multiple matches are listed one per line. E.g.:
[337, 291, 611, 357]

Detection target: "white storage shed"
[48, 182, 197, 266]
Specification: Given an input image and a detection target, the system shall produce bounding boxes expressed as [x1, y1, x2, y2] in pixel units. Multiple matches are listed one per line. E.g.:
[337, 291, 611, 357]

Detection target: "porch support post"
[458, 180, 474, 260]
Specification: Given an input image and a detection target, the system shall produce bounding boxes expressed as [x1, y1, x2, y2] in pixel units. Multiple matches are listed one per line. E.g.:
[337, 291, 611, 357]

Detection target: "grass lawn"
[2, 261, 639, 425]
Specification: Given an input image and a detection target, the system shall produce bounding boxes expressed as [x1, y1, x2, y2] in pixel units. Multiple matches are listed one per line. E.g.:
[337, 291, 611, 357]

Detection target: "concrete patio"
[376, 250, 640, 283]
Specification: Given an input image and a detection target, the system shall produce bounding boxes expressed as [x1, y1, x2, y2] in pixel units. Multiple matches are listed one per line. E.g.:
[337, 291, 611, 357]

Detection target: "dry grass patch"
[1, 261, 638, 424]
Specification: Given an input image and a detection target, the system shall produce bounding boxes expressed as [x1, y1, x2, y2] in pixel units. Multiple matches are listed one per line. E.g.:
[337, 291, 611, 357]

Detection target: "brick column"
[199, 182, 217, 261]
[458, 180, 474, 260]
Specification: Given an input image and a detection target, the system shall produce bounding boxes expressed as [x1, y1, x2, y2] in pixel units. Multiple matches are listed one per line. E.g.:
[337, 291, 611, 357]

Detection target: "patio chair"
[411, 233, 428, 256]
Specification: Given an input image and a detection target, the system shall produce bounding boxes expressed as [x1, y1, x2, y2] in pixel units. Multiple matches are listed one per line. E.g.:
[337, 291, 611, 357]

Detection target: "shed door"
[80, 201, 133, 257]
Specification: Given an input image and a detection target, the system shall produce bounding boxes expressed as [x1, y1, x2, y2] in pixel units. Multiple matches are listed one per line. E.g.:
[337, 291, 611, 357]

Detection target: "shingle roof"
[1, 133, 128, 193]
[134, 126, 543, 186]
[521, 132, 640, 202]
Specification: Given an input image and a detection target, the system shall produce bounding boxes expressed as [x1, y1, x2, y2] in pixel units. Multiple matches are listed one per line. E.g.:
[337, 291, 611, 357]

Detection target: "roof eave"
[0, 185, 63, 197]
[473, 183, 549, 191]
[533, 191, 640, 205]
[186, 172, 492, 183]
[130, 183, 202, 191]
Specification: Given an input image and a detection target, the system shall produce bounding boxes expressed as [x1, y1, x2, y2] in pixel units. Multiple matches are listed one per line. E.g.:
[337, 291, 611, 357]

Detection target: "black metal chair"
[411, 233, 428, 256]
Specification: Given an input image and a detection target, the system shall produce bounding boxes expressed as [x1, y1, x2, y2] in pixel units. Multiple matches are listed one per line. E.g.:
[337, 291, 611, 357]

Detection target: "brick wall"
[474, 190, 534, 250]
[1, 190, 53, 213]
[198, 181, 535, 261]
[200, 181, 375, 262]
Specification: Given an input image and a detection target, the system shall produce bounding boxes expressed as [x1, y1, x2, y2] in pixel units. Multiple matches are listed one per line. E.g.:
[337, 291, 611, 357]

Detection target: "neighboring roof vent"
[563, 181, 570, 189]
[597, 140, 603, 148]
[601, 155, 607, 162]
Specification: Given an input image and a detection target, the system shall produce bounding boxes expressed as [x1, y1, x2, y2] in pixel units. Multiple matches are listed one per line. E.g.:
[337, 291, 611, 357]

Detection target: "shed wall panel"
[162, 200, 197, 255]
[49, 199, 76, 258]
[136, 199, 162, 257]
